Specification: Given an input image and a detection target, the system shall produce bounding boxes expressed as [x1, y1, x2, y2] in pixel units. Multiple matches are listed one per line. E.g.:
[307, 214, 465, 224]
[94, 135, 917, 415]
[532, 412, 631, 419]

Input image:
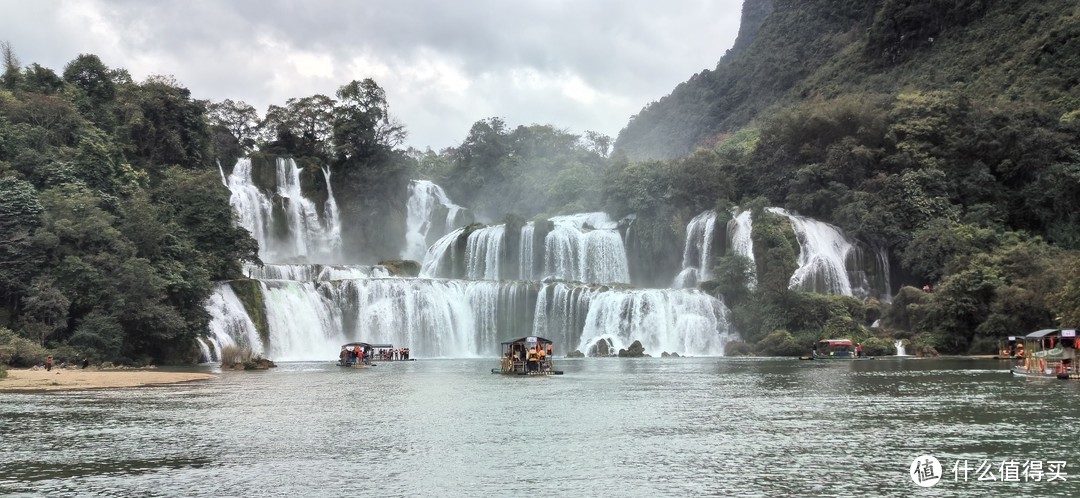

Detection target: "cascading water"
[766, 207, 891, 300]
[520, 222, 535, 281]
[674, 211, 719, 288]
[202, 282, 264, 362]
[420, 212, 630, 286]
[726, 209, 757, 289]
[243, 263, 390, 281]
[402, 180, 464, 261]
[578, 289, 734, 357]
[703, 207, 890, 301]
[895, 340, 908, 356]
[225, 157, 342, 263]
[210, 172, 738, 360]
[465, 225, 506, 280]
[543, 213, 630, 285]
[420, 227, 465, 278]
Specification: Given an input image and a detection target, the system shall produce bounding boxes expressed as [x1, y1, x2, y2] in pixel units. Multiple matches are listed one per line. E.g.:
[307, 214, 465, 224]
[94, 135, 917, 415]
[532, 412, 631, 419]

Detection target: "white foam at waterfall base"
[250, 279, 483, 360]
[204, 283, 264, 362]
[577, 289, 734, 357]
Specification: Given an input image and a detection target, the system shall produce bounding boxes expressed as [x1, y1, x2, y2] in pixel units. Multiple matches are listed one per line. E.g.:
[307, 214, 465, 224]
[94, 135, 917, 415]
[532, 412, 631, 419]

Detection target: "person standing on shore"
[45, 355, 53, 371]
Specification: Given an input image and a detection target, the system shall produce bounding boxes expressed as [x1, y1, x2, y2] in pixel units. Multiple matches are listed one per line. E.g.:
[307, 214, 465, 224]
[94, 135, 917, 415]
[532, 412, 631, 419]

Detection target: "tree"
[0, 177, 45, 314]
[62, 54, 116, 125]
[1, 41, 22, 90]
[115, 75, 212, 169]
[332, 79, 405, 159]
[207, 99, 259, 148]
[260, 94, 335, 157]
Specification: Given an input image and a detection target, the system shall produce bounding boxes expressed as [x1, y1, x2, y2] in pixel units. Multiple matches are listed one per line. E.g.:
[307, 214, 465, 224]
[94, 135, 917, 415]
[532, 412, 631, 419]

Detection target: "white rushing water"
[206, 277, 735, 360]
[465, 225, 506, 280]
[203, 282, 265, 362]
[766, 207, 891, 300]
[519, 222, 535, 281]
[543, 212, 630, 285]
[225, 157, 342, 264]
[420, 212, 631, 285]
[213, 173, 736, 361]
[674, 210, 719, 288]
[895, 339, 908, 356]
[577, 289, 734, 357]
[402, 180, 464, 261]
[697, 207, 889, 300]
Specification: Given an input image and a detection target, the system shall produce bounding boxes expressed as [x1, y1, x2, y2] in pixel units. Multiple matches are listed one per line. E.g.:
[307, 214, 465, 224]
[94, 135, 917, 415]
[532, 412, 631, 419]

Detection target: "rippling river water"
[2, 357, 1079, 496]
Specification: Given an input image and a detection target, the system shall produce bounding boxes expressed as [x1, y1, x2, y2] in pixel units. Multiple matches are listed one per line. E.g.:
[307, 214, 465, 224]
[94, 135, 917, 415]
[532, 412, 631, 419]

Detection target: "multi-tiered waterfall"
[226, 157, 343, 263]
[677, 207, 891, 301]
[205, 161, 736, 361]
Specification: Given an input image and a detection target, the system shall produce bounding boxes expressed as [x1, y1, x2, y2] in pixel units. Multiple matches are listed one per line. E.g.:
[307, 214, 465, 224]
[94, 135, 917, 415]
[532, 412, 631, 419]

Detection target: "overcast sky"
[1, 0, 743, 151]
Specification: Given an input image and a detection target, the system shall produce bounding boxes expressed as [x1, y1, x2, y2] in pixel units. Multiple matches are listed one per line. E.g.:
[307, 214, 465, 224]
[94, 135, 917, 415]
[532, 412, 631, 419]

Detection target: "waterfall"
[533, 282, 600, 350]
[321, 166, 342, 258]
[244, 263, 390, 281]
[209, 169, 739, 361]
[726, 209, 757, 289]
[673, 210, 719, 288]
[895, 340, 908, 356]
[224, 157, 342, 264]
[577, 289, 734, 357]
[207, 277, 735, 360]
[420, 213, 630, 285]
[402, 180, 464, 261]
[543, 213, 630, 284]
[465, 225, 506, 280]
[764, 207, 890, 300]
[520, 222, 535, 281]
[420, 227, 465, 278]
[204, 282, 264, 361]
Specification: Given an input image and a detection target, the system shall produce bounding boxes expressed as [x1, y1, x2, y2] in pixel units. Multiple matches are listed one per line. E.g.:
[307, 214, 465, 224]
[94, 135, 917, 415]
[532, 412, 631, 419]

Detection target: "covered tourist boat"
[800, 339, 866, 360]
[1011, 329, 1080, 379]
[491, 336, 563, 375]
[337, 342, 412, 367]
[994, 335, 1025, 360]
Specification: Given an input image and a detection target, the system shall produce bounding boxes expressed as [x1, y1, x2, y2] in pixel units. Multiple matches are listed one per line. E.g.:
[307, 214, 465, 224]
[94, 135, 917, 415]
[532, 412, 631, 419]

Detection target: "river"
[2, 357, 1078, 496]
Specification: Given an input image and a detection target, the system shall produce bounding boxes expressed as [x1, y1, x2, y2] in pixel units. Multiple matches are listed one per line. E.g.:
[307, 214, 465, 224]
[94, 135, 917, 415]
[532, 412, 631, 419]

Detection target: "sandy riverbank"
[0, 368, 216, 392]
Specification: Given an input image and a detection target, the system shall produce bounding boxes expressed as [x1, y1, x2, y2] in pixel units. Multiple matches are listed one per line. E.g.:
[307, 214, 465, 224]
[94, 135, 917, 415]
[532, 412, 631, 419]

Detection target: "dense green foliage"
[4, 0, 1079, 363]
[601, 0, 1080, 354]
[0, 52, 260, 365]
[416, 118, 611, 222]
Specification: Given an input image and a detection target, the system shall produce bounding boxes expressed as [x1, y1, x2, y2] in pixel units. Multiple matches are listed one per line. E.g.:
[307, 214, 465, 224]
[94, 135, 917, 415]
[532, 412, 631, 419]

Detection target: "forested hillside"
[3, 0, 1079, 365]
[604, 0, 1080, 355]
[0, 47, 412, 366]
[615, 0, 1078, 162]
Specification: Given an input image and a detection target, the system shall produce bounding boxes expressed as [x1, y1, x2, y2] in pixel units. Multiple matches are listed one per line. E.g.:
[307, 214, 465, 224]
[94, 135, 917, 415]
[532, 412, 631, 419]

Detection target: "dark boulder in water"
[618, 340, 646, 358]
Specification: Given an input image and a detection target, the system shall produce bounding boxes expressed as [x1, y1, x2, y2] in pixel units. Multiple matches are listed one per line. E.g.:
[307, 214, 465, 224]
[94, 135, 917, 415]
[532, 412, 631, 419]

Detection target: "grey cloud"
[1, 0, 742, 149]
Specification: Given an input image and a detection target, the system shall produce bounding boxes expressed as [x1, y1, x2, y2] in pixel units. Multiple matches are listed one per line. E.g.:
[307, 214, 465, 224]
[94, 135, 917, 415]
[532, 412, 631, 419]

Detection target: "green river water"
[2, 357, 1078, 497]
